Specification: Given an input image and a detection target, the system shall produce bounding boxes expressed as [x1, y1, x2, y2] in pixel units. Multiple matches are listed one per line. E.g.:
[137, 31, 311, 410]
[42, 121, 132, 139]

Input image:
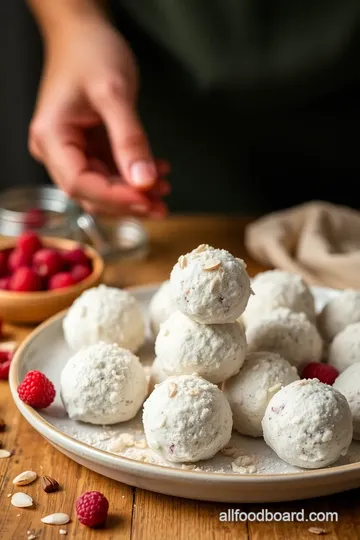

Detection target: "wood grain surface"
[0, 215, 359, 540]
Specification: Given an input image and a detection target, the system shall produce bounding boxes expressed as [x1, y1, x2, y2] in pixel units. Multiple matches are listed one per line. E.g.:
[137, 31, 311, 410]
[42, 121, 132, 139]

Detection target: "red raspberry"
[0, 277, 9, 290]
[62, 248, 89, 268]
[301, 362, 339, 385]
[33, 248, 64, 278]
[9, 267, 42, 292]
[16, 231, 42, 257]
[76, 491, 109, 527]
[49, 272, 74, 290]
[8, 249, 32, 272]
[23, 208, 46, 229]
[71, 264, 92, 284]
[17, 370, 55, 408]
[0, 249, 9, 277]
[0, 350, 13, 380]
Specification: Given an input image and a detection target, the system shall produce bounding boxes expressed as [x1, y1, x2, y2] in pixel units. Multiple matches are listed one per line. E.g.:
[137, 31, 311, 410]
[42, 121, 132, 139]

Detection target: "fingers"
[90, 82, 157, 191]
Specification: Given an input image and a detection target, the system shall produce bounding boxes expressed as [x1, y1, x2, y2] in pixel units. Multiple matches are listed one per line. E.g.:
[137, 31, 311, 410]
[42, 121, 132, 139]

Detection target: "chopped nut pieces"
[134, 439, 147, 449]
[41, 475, 60, 493]
[13, 471, 37, 486]
[168, 382, 178, 397]
[220, 446, 242, 458]
[109, 433, 135, 453]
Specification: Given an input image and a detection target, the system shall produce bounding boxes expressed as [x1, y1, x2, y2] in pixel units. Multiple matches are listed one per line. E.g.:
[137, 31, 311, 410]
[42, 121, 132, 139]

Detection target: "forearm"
[26, 0, 108, 42]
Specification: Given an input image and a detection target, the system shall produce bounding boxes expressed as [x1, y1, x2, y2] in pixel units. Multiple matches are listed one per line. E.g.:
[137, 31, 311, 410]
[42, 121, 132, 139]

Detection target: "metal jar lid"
[0, 185, 149, 262]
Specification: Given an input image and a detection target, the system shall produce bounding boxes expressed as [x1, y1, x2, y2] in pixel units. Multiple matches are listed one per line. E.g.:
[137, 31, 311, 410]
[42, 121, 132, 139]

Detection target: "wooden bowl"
[0, 237, 104, 323]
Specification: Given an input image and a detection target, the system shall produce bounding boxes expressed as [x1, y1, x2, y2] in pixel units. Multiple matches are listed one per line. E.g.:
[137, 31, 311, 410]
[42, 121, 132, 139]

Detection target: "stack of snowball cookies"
[59, 243, 360, 471]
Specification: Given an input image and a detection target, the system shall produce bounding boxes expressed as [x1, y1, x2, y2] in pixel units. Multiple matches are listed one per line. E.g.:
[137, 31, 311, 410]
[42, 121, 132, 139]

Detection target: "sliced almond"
[13, 470, 37, 486]
[178, 255, 187, 269]
[59, 530, 67, 536]
[203, 259, 221, 271]
[28, 535, 36, 540]
[11, 492, 33, 508]
[0, 449, 11, 458]
[168, 382, 177, 397]
[41, 513, 70, 525]
[194, 244, 208, 253]
[308, 527, 328, 535]
[268, 383, 282, 394]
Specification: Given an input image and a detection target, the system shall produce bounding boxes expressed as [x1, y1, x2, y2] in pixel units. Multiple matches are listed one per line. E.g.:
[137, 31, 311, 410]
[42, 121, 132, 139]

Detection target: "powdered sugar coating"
[246, 308, 323, 370]
[318, 290, 360, 342]
[170, 245, 252, 324]
[60, 342, 147, 424]
[243, 270, 315, 327]
[334, 363, 360, 440]
[148, 280, 177, 336]
[262, 379, 353, 468]
[63, 285, 145, 352]
[143, 374, 233, 462]
[223, 352, 299, 437]
[328, 322, 360, 373]
[149, 356, 169, 391]
[155, 311, 247, 384]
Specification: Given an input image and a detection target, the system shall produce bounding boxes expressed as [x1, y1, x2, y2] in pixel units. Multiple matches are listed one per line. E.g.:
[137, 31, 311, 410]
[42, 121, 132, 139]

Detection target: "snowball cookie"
[149, 356, 169, 392]
[223, 351, 299, 437]
[60, 342, 147, 424]
[63, 284, 145, 353]
[143, 374, 233, 462]
[243, 270, 315, 327]
[318, 290, 360, 342]
[328, 322, 360, 373]
[148, 280, 177, 336]
[262, 379, 353, 468]
[155, 310, 247, 384]
[334, 363, 360, 440]
[170, 244, 252, 324]
[246, 308, 323, 370]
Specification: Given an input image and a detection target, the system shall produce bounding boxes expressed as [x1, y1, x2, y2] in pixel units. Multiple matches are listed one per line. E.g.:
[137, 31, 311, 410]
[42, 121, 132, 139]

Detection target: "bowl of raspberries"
[0, 231, 104, 323]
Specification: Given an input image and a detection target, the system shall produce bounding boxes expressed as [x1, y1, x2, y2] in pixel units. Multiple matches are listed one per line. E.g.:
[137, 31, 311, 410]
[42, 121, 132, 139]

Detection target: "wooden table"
[1, 215, 359, 540]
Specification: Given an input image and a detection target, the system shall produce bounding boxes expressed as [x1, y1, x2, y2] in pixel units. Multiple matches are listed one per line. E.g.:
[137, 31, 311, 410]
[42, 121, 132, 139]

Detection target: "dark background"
[0, 2, 359, 215]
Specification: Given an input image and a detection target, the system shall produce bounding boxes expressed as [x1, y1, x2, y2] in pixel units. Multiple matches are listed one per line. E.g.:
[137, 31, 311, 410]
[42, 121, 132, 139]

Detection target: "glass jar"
[0, 185, 149, 262]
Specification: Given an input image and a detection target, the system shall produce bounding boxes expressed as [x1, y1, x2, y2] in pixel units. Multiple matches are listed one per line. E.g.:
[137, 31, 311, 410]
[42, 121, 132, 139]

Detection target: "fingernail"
[130, 204, 149, 214]
[130, 160, 156, 188]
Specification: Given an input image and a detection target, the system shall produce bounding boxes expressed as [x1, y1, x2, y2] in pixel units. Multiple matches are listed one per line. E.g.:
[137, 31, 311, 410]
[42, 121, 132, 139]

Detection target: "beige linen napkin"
[244, 201, 360, 290]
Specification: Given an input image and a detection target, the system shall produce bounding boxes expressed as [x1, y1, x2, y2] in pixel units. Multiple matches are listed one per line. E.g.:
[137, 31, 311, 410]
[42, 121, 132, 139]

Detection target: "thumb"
[91, 84, 157, 190]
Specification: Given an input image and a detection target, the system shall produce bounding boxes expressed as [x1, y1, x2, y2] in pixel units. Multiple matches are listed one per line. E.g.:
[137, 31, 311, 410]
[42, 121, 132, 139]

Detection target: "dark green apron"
[110, 1, 360, 213]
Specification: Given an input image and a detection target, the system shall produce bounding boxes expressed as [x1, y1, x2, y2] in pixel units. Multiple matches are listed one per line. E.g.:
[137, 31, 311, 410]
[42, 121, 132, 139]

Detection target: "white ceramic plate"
[9, 284, 360, 503]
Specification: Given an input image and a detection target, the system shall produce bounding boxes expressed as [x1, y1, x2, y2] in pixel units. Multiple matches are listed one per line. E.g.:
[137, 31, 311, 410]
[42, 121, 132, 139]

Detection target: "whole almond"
[13, 470, 37, 486]
[41, 475, 59, 493]
[11, 492, 33, 508]
[41, 513, 70, 525]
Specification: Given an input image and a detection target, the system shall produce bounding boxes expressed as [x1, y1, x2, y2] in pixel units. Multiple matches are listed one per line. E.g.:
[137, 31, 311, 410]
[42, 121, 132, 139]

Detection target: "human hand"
[29, 12, 169, 218]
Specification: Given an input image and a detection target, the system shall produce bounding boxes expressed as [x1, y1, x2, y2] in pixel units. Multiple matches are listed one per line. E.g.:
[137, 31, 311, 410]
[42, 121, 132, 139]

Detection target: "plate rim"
[9, 282, 358, 485]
